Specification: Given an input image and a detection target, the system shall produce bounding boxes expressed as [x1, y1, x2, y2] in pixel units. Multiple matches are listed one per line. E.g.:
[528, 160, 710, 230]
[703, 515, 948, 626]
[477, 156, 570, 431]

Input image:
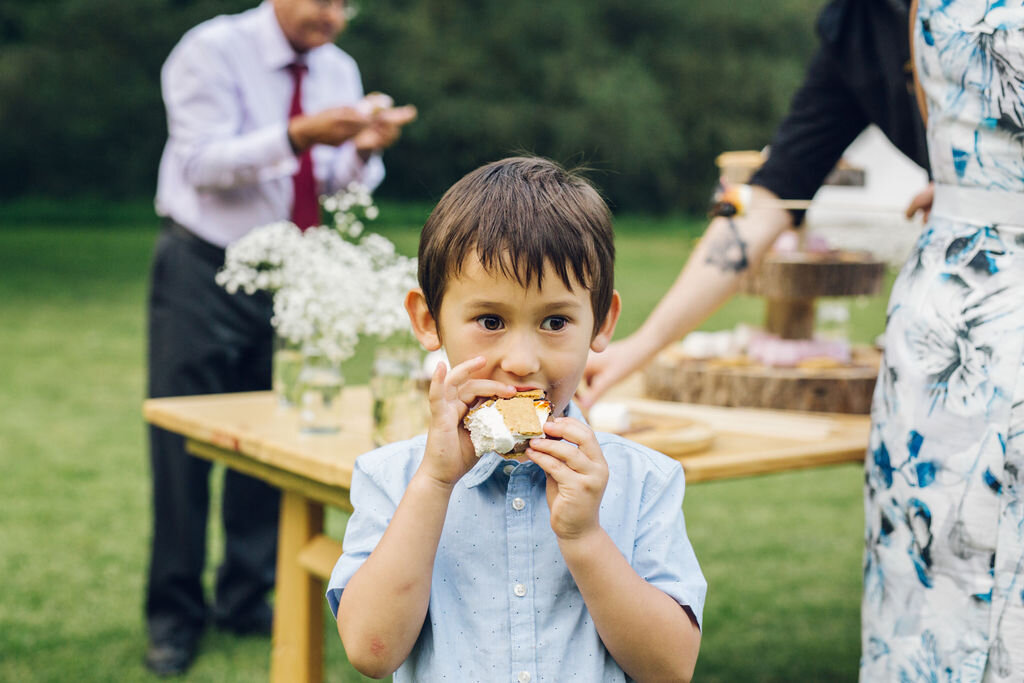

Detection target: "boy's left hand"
[526, 417, 608, 540]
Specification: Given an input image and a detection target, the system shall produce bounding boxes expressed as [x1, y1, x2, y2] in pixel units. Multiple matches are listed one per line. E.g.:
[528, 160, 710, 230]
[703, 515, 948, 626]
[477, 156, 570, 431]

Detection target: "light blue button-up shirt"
[327, 408, 706, 682]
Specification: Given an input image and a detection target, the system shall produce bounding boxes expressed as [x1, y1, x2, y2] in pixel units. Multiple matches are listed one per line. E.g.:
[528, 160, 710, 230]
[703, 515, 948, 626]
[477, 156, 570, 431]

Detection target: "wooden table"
[143, 387, 870, 682]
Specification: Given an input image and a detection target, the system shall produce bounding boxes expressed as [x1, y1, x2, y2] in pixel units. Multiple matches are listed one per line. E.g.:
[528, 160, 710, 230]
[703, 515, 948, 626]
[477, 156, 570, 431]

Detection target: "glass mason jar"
[296, 347, 345, 434]
[272, 333, 305, 408]
[370, 339, 429, 446]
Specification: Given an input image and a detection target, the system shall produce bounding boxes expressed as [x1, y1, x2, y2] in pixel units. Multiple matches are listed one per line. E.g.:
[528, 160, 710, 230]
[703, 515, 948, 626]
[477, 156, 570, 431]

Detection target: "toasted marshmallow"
[464, 391, 551, 457]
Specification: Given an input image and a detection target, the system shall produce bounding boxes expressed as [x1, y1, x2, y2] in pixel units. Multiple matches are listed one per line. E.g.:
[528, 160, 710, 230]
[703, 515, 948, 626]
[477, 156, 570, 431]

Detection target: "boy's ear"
[405, 288, 442, 351]
[590, 290, 621, 353]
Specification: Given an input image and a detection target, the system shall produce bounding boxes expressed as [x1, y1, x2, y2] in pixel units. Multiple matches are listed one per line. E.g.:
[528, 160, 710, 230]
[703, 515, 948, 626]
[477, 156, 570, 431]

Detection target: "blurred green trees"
[0, 1, 245, 199]
[0, 0, 822, 212]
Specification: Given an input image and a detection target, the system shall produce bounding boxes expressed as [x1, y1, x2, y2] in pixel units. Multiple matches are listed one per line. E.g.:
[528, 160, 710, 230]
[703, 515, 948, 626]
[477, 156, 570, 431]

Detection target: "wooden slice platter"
[642, 344, 881, 414]
[591, 402, 715, 458]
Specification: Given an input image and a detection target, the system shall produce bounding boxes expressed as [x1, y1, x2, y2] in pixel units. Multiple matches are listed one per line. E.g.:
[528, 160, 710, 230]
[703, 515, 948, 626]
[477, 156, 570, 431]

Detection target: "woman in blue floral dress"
[862, 1, 1024, 679]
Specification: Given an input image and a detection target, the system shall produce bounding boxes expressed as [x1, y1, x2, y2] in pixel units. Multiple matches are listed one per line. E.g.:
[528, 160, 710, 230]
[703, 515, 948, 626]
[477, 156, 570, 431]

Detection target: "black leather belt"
[161, 217, 226, 263]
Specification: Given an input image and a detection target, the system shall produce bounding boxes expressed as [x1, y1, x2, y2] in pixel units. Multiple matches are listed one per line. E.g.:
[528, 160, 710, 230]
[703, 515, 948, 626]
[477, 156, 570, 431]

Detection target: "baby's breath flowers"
[216, 184, 417, 364]
[324, 181, 378, 240]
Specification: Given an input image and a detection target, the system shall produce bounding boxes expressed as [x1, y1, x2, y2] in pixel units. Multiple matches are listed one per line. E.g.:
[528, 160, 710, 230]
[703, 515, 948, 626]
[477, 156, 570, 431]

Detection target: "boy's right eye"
[477, 315, 504, 331]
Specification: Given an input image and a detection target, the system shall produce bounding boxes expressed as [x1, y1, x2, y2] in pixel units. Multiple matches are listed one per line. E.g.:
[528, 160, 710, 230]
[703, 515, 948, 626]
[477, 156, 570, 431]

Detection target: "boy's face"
[409, 254, 620, 418]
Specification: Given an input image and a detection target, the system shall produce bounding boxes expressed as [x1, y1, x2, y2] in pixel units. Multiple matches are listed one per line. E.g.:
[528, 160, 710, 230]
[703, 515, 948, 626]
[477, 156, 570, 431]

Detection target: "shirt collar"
[255, 1, 303, 71]
[461, 452, 512, 488]
[459, 400, 587, 489]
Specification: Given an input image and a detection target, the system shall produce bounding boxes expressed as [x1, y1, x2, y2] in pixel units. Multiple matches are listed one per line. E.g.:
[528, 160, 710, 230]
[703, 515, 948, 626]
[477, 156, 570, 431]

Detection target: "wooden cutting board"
[593, 402, 715, 458]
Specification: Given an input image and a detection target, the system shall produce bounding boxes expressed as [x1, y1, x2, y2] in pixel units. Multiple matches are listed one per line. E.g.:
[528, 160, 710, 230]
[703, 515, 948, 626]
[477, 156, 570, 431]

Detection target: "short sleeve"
[631, 464, 708, 629]
[749, 48, 869, 225]
[325, 457, 399, 617]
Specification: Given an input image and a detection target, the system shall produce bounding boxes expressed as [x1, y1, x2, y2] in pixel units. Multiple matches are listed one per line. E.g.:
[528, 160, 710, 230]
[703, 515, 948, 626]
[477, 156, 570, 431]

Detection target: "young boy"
[326, 156, 705, 681]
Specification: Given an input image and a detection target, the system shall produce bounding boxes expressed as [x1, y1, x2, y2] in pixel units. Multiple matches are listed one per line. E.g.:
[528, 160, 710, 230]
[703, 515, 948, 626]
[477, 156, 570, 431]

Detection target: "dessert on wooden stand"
[643, 151, 885, 414]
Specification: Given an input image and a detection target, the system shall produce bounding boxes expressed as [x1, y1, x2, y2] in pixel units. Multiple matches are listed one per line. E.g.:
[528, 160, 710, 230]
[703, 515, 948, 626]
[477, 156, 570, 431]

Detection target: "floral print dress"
[861, 2, 1024, 680]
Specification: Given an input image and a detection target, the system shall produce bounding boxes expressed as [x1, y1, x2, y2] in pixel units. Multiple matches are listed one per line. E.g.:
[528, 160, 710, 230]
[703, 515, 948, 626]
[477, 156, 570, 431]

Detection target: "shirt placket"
[505, 465, 538, 683]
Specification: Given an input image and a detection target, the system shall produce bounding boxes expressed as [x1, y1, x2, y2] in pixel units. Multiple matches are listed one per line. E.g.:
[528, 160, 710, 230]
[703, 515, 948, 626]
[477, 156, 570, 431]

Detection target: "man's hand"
[354, 105, 418, 154]
[419, 358, 516, 488]
[287, 106, 370, 152]
[527, 417, 608, 540]
[905, 181, 935, 221]
[353, 121, 402, 154]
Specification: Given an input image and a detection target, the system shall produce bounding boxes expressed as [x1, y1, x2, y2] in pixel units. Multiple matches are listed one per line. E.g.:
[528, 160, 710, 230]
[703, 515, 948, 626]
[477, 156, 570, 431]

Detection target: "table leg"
[271, 490, 325, 683]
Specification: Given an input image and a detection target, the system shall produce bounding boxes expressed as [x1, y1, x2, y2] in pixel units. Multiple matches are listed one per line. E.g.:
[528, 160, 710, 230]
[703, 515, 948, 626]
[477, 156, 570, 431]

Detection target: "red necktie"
[287, 63, 319, 230]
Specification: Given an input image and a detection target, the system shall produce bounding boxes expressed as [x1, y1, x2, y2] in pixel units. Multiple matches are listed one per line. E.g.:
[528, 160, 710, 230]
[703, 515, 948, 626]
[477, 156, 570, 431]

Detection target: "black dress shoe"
[144, 635, 199, 677]
[214, 603, 273, 637]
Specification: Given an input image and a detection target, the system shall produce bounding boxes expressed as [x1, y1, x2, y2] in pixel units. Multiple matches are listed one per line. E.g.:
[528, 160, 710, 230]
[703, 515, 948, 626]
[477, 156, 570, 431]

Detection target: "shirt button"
[503, 464, 515, 475]
[513, 583, 527, 597]
[518, 672, 531, 683]
[512, 497, 526, 511]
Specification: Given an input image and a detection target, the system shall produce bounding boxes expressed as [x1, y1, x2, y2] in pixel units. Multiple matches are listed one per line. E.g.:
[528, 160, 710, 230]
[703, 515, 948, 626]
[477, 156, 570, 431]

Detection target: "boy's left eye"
[540, 316, 568, 331]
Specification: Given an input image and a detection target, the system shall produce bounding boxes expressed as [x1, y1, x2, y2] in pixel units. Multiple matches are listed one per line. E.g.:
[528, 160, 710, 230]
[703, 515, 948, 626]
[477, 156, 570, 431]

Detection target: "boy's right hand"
[418, 357, 516, 488]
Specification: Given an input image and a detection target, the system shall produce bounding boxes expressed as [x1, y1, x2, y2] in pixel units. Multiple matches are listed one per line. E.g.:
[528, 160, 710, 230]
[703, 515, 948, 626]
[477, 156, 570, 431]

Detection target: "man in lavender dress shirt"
[145, 0, 408, 675]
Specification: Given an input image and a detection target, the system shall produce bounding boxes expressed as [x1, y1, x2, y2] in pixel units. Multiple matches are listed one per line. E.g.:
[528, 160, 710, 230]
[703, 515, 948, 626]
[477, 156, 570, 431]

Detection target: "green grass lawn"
[0, 199, 887, 682]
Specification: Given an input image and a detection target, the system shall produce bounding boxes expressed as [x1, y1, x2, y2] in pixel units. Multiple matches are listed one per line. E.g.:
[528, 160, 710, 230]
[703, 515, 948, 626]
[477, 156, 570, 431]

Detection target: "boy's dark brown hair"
[418, 156, 615, 333]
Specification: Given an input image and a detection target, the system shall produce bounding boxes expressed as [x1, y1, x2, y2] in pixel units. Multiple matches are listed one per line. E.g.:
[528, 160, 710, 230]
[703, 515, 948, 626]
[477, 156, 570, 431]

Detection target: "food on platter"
[770, 230, 831, 255]
[796, 356, 845, 370]
[674, 326, 854, 369]
[679, 325, 755, 360]
[463, 390, 552, 457]
[588, 401, 632, 433]
[746, 333, 851, 368]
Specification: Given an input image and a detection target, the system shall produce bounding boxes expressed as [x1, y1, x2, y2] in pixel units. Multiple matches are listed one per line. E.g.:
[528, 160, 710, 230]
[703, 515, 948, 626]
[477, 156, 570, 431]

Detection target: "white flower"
[217, 193, 416, 364]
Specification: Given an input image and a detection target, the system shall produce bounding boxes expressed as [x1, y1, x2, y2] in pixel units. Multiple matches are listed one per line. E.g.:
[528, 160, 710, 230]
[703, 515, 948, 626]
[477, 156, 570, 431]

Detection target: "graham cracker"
[496, 395, 543, 435]
[514, 389, 545, 400]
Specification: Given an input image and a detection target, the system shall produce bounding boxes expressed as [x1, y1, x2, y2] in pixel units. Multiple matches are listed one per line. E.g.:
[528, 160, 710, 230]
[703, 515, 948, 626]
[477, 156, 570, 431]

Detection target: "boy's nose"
[498, 336, 541, 378]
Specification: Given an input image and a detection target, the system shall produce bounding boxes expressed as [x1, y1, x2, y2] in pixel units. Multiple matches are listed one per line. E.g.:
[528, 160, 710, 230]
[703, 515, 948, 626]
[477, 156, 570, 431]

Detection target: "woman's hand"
[905, 182, 934, 221]
[577, 338, 645, 411]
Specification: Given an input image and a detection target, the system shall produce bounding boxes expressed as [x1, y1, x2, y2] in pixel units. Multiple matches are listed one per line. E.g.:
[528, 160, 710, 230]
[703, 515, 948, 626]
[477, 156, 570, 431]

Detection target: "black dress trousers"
[144, 224, 279, 642]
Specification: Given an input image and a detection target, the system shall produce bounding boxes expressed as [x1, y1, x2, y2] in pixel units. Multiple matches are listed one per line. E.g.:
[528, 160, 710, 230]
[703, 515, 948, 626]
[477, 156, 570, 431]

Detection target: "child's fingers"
[442, 357, 516, 404]
[444, 356, 487, 387]
[527, 436, 592, 475]
[427, 361, 449, 403]
[454, 379, 517, 407]
[526, 447, 572, 484]
[542, 418, 603, 464]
